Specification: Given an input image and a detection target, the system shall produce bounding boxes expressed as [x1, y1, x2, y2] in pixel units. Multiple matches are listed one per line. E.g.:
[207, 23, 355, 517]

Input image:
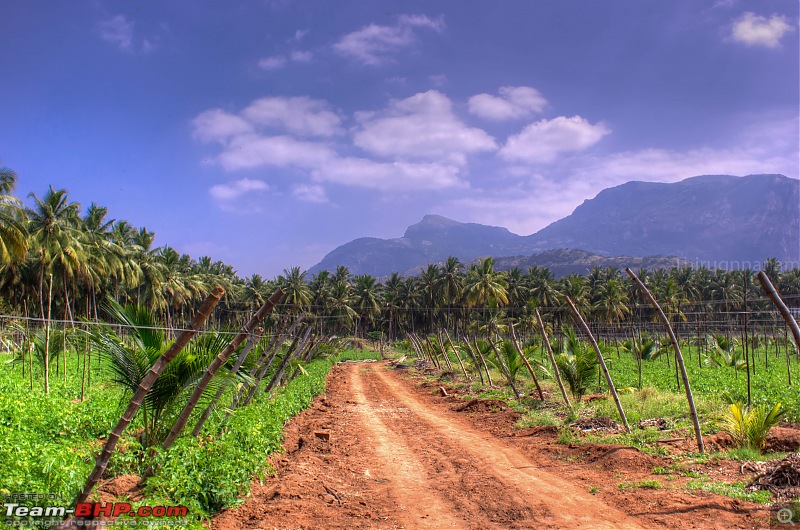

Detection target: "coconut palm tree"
[437, 257, 463, 330]
[554, 325, 599, 399]
[528, 266, 558, 310]
[27, 186, 88, 324]
[352, 274, 382, 337]
[464, 257, 508, 308]
[418, 264, 441, 331]
[464, 258, 508, 336]
[86, 300, 230, 450]
[0, 166, 28, 263]
[279, 266, 313, 312]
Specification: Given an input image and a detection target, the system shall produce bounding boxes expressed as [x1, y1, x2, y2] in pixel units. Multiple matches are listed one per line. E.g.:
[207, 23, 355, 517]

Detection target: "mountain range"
[310, 174, 799, 277]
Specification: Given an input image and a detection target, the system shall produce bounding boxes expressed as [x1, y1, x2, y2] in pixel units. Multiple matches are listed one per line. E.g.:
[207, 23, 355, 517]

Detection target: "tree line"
[2, 167, 799, 340]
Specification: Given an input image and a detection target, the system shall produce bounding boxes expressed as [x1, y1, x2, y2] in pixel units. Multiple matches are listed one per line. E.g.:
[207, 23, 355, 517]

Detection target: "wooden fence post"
[758, 270, 800, 357]
[59, 286, 224, 527]
[626, 268, 704, 452]
[157, 289, 284, 455]
[566, 297, 630, 432]
[535, 310, 572, 411]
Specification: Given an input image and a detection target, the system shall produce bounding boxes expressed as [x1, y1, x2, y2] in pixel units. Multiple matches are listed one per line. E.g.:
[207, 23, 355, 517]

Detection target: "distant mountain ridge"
[310, 174, 799, 277]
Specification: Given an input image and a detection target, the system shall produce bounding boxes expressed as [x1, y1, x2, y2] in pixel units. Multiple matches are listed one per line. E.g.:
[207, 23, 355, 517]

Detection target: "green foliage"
[515, 407, 558, 428]
[147, 349, 378, 516]
[589, 343, 800, 422]
[488, 340, 523, 383]
[685, 479, 771, 504]
[592, 385, 722, 427]
[619, 479, 661, 490]
[704, 334, 746, 370]
[621, 335, 664, 362]
[86, 300, 233, 449]
[0, 355, 120, 500]
[719, 402, 785, 451]
[0, 346, 377, 525]
[30, 326, 73, 366]
[554, 326, 598, 399]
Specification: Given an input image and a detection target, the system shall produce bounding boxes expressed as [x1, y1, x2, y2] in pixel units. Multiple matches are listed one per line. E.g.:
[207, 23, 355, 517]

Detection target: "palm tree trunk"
[60, 286, 223, 524]
[44, 273, 53, 394]
[236, 317, 302, 411]
[288, 335, 322, 383]
[429, 334, 452, 370]
[458, 333, 484, 385]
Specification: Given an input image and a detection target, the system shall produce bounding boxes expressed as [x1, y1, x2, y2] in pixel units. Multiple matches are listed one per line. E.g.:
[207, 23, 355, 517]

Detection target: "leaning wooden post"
[157, 289, 285, 454]
[509, 324, 545, 400]
[235, 316, 302, 412]
[535, 310, 572, 411]
[457, 332, 484, 385]
[430, 333, 453, 371]
[191, 327, 264, 437]
[266, 326, 311, 392]
[758, 270, 800, 357]
[565, 297, 630, 433]
[626, 268, 704, 451]
[61, 286, 224, 524]
[470, 336, 495, 387]
[443, 329, 469, 379]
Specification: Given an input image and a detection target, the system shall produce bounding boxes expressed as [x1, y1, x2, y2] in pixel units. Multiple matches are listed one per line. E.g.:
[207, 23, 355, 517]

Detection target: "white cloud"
[312, 157, 464, 190]
[258, 51, 312, 70]
[209, 178, 269, 201]
[731, 12, 794, 48]
[192, 109, 254, 143]
[290, 50, 313, 62]
[293, 184, 328, 203]
[258, 56, 288, 70]
[500, 116, 610, 163]
[142, 38, 158, 53]
[242, 96, 342, 137]
[353, 90, 496, 164]
[452, 117, 798, 235]
[577, 145, 798, 184]
[97, 15, 134, 51]
[217, 135, 335, 171]
[334, 14, 444, 65]
[429, 74, 448, 87]
[469, 86, 548, 121]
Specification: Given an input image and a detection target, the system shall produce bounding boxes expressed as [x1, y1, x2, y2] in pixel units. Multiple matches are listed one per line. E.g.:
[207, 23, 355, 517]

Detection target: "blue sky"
[2, 1, 798, 277]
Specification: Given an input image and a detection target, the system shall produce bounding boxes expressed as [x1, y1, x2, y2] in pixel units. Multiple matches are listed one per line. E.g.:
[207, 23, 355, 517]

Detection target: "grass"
[721, 447, 789, 462]
[515, 407, 559, 428]
[685, 478, 772, 504]
[0, 347, 380, 528]
[619, 479, 662, 490]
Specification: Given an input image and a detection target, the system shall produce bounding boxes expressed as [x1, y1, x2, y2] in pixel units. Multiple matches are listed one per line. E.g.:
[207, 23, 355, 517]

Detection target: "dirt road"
[212, 361, 771, 529]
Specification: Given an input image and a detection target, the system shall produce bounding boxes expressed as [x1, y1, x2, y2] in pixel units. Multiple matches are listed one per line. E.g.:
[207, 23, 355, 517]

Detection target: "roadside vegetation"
[2, 169, 800, 523]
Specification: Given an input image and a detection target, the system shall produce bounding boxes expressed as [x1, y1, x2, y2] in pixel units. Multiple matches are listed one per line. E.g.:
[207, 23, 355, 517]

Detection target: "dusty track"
[212, 362, 771, 529]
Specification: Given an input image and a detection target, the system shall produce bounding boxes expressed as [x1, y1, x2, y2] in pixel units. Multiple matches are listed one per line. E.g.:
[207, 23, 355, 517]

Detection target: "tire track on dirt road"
[213, 361, 658, 529]
[348, 363, 466, 528]
[357, 364, 645, 529]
